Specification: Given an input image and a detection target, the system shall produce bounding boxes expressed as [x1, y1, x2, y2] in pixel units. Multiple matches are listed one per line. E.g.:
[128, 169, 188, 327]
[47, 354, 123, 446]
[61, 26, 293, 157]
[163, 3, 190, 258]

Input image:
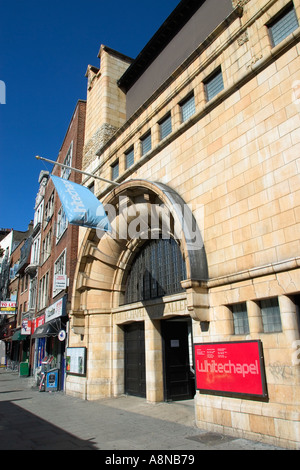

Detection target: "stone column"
[247, 300, 263, 334]
[145, 318, 164, 403]
[278, 295, 300, 343]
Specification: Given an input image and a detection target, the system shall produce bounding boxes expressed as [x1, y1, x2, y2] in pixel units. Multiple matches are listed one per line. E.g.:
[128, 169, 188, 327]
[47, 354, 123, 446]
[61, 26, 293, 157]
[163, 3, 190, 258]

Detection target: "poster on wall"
[66, 347, 86, 376]
[194, 340, 268, 399]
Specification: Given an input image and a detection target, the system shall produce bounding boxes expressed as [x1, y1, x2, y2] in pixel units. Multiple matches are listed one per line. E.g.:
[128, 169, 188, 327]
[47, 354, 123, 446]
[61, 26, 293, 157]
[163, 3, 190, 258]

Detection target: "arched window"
[123, 238, 186, 305]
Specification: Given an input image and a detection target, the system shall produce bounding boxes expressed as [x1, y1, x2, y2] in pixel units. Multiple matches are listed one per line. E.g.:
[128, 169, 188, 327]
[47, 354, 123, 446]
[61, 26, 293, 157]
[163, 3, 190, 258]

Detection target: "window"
[180, 94, 196, 123]
[61, 142, 73, 180]
[111, 160, 119, 180]
[29, 278, 37, 311]
[53, 250, 66, 297]
[125, 148, 134, 169]
[56, 207, 68, 241]
[204, 68, 224, 102]
[44, 192, 55, 228]
[34, 201, 44, 228]
[38, 272, 49, 310]
[123, 238, 186, 305]
[41, 229, 52, 264]
[268, 4, 298, 47]
[141, 132, 152, 156]
[88, 182, 95, 194]
[159, 114, 172, 140]
[31, 235, 41, 264]
[260, 298, 282, 333]
[232, 302, 250, 335]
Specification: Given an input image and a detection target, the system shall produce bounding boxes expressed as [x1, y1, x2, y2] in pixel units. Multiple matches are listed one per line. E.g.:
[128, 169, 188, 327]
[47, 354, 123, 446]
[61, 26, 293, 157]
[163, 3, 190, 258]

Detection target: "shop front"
[32, 295, 68, 390]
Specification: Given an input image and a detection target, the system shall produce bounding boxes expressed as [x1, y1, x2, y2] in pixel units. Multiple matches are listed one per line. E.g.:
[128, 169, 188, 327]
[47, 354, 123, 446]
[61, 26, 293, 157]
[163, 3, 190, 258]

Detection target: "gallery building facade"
[66, 0, 300, 449]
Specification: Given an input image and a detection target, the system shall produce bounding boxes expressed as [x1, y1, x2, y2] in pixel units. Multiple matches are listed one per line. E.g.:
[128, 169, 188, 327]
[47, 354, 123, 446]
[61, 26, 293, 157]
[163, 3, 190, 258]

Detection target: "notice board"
[194, 340, 268, 399]
[66, 347, 87, 376]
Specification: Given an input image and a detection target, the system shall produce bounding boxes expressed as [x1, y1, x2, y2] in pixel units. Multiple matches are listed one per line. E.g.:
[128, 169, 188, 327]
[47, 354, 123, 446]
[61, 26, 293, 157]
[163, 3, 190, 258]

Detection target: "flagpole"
[35, 155, 120, 187]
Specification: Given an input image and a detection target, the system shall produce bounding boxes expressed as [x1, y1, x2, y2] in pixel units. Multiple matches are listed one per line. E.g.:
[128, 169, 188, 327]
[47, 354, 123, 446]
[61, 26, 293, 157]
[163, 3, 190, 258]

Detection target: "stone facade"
[67, 0, 300, 449]
[82, 46, 132, 170]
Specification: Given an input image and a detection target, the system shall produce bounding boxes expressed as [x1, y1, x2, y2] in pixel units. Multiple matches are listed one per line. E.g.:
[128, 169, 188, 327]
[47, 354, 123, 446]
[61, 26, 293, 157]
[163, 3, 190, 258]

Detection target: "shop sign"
[0, 301, 17, 313]
[45, 296, 66, 323]
[54, 274, 67, 291]
[21, 319, 31, 335]
[31, 315, 45, 334]
[194, 340, 268, 399]
[58, 330, 66, 342]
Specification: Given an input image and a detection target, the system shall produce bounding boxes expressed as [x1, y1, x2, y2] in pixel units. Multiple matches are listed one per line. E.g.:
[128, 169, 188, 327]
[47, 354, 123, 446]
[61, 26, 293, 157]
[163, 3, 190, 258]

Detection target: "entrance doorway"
[124, 322, 146, 398]
[162, 317, 195, 401]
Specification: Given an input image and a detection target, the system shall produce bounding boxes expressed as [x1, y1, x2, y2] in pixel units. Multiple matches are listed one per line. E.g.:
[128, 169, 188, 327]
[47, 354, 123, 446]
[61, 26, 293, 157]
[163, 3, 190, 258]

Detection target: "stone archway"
[67, 180, 209, 401]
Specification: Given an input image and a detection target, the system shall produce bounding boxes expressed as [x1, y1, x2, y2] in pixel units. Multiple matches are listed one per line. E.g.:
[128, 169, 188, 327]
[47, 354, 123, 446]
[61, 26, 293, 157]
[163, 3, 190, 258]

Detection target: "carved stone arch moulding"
[70, 180, 209, 325]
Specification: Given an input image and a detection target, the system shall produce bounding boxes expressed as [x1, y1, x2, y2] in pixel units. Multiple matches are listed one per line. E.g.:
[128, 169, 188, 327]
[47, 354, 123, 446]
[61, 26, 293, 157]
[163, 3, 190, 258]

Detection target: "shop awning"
[11, 330, 28, 342]
[32, 318, 62, 339]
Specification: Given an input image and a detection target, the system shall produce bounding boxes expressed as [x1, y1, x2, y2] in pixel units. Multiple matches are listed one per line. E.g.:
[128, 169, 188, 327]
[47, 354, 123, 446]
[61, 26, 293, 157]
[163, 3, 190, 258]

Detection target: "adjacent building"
[65, 0, 300, 449]
[0, 224, 33, 368]
[31, 100, 86, 388]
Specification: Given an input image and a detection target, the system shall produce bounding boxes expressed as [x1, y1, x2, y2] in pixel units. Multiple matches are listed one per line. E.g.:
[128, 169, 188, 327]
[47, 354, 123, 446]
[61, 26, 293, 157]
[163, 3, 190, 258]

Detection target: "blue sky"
[0, 0, 180, 231]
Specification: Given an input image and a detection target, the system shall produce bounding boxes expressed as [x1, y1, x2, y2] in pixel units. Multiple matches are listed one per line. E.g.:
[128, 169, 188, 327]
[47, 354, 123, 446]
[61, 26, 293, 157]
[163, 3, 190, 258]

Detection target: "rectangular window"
[56, 207, 68, 241]
[268, 4, 298, 47]
[111, 160, 119, 180]
[141, 132, 152, 156]
[180, 94, 196, 123]
[31, 235, 41, 264]
[53, 250, 66, 297]
[44, 192, 55, 228]
[159, 114, 172, 140]
[61, 141, 73, 180]
[204, 68, 224, 102]
[260, 298, 282, 333]
[38, 272, 49, 311]
[125, 148, 134, 169]
[232, 302, 250, 335]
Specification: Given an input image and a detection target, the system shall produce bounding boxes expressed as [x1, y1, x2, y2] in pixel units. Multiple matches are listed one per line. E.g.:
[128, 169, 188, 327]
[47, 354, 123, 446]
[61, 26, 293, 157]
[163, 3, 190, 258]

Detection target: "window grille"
[111, 160, 119, 180]
[125, 148, 134, 169]
[123, 238, 186, 305]
[61, 142, 73, 180]
[141, 133, 152, 156]
[268, 5, 298, 47]
[181, 94, 196, 122]
[204, 68, 224, 102]
[232, 303, 250, 335]
[260, 298, 282, 333]
[159, 114, 172, 140]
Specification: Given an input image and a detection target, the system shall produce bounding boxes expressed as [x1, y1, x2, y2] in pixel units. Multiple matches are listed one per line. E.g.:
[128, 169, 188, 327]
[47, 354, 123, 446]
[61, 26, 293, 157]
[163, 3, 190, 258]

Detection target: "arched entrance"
[67, 180, 208, 402]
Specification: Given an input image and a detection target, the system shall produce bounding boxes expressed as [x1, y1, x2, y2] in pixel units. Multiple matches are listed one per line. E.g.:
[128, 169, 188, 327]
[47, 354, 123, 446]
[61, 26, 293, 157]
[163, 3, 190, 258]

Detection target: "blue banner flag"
[51, 175, 111, 232]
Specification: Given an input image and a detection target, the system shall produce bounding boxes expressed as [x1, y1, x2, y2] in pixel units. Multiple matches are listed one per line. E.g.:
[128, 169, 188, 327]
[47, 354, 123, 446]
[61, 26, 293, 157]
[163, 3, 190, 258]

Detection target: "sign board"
[0, 301, 17, 313]
[32, 314, 45, 334]
[194, 340, 268, 399]
[21, 319, 31, 335]
[66, 347, 86, 376]
[46, 369, 59, 391]
[45, 296, 66, 323]
[54, 274, 67, 291]
[58, 330, 66, 342]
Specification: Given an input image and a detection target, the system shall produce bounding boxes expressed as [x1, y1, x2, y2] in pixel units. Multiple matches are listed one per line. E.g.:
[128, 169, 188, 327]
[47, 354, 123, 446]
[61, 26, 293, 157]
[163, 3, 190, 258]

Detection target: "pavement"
[0, 369, 285, 453]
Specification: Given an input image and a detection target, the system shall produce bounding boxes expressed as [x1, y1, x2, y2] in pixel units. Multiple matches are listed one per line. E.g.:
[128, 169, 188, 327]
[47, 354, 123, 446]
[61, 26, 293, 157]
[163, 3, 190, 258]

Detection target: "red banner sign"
[194, 341, 268, 399]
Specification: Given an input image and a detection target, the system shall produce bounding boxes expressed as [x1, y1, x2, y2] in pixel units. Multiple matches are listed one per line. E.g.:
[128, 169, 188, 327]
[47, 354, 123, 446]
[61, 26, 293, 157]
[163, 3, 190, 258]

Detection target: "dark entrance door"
[162, 318, 195, 401]
[124, 322, 146, 398]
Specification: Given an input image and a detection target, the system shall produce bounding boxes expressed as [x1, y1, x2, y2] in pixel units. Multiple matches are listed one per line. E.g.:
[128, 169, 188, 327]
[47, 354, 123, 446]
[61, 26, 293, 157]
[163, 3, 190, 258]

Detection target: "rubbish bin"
[19, 362, 29, 377]
[45, 368, 59, 392]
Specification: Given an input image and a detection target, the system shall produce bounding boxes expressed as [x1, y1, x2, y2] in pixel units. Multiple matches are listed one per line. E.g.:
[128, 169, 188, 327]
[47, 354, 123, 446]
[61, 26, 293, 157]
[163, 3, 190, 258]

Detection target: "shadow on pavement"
[0, 400, 98, 450]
